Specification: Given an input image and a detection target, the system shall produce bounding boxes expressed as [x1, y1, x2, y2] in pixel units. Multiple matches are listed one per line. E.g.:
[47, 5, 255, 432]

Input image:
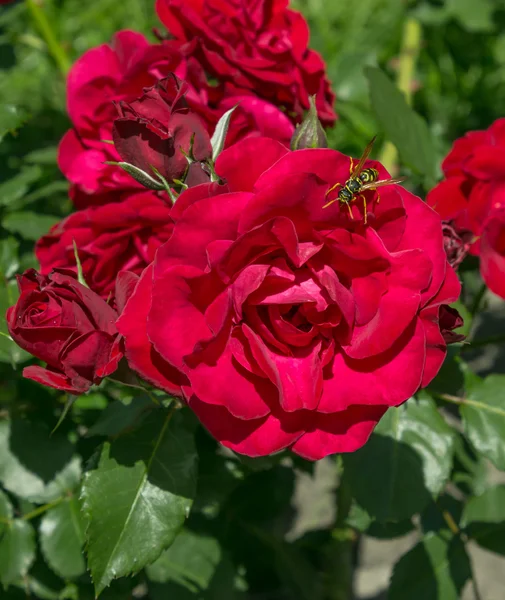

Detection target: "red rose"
[113, 75, 212, 183]
[59, 31, 182, 208]
[427, 118, 505, 298]
[442, 221, 472, 269]
[36, 191, 173, 300]
[7, 269, 124, 394]
[118, 137, 461, 460]
[60, 31, 294, 207]
[156, 0, 336, 126]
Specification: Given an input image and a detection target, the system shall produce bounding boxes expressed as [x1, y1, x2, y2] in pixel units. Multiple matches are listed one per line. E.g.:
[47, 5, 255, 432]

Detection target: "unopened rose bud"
[290, 96, 328, 151]
[442, 221, 472, 269]
[439, 305, 465, 344]
[112, 74, 212, 186]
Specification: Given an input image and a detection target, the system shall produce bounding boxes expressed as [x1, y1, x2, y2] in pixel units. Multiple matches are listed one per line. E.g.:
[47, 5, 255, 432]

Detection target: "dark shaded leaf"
[389, 533, 471, 600]
[345, 395, 454, 521]
[87, 396, 154, 438]
[0, 420, 80, 503]
[462, 485, 505, 556]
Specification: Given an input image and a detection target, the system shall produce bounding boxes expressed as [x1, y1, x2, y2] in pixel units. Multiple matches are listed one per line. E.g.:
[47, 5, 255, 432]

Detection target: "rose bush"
[59, 30, 295, 207]
[427, 118, 505, 299]
[118, 137, 461, 460]
[7, 269, 124, 394]
[36, 191, 173, 299]
[156, 0, 336, 126]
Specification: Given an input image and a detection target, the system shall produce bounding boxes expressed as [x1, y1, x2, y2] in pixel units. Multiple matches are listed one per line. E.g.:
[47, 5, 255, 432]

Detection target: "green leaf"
[0, 420, 80, 503]
[462, 486, 505, 556]
[113, 162, 165, 190]
[0, 105, 29, 143]
[24, 146, 58, 165]
[0, 492, 36, 588]
[2, 211, 59, 241]
[345, 502, 373, 533]
[389, 533, 471, 600]
[147, 529, 237, 600]
[210, 105, 238, 161]
[0, 279, 30, 365]
[40, 498, 86, 579]
[460, 375, 505, 471]
[0, 167, 43, 209]
[447, 0, 494, 32]
[72, 240, 89, 288]
[87, 396, 154, 438]
[274, 540, 323, 600]
[81, 409, 198, 596]
[365, 66, 438, 183]
[344, 395, 455, 521]
[0, 521, 36, 588]
[0, 237, 20, 280]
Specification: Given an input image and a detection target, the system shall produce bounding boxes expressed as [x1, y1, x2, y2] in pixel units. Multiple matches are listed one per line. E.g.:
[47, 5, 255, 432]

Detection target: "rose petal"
[23, 365, 85, 394]
[116, 264, 186, 394]
[188, 395, 306, 457]
[319, 319, 425, 412]
[291, 405, 387, 459]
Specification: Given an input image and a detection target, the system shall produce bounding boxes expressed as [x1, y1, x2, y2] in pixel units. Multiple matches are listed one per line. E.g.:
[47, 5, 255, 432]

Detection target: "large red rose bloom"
[156, 0, 336, 126]
[118, 138, 461, 460]
[427, 118, 505, 299]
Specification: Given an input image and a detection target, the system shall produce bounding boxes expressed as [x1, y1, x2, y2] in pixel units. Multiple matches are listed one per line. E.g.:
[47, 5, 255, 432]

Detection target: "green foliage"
[389, 533, 471, 600]
[146, 529, 238, 598]
[0, 490, 36, 587]
[81, 409, 198, 595]
[460, 375, 505, 471]
[0, 420, 80, 503]
[39, 498, 86, 579]
[462, 486, 505, 556]
[1, 0, 505, 598]
[365, 66, 438, 184]
[345, 395, 455, 521]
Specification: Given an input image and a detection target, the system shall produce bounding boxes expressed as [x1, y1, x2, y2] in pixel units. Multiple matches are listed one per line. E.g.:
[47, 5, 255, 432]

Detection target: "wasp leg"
[346, 201, 354, 220]
[323, 198, 338, 209]
[376, 191, 381, 205]
[359, 194, 368, 224]
[326, 181, 342, 198]
[349, 157, 355, 177]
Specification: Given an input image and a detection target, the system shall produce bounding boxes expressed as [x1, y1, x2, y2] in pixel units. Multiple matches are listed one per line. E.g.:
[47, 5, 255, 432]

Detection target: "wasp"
[323, 136, 405, 222]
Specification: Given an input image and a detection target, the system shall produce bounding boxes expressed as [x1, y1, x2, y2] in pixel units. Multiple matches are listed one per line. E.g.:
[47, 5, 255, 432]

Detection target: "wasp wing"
[360, 177, 406, 191]
[350, 135, 377, 179]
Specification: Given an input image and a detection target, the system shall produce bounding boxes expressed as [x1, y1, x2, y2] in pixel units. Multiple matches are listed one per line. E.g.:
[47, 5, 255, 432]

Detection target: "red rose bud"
[7, 269, 123, 394]
[112, 74, 212, 186]
[442, 221, 472, 269]
[291, 96, 328, 151]
[439, 305, 465, 344]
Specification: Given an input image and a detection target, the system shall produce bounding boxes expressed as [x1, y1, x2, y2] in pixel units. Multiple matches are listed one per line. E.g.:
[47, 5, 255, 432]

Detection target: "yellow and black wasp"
[323, 136, 405, 222]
